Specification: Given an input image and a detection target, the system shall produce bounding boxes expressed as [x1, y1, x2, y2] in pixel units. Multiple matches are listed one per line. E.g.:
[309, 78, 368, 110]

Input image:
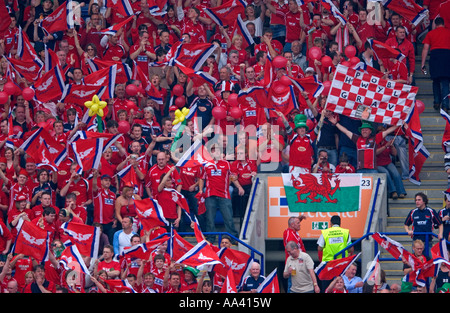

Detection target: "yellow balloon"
[84, 94, 107, 117]
[172, 118, 180, 125]
[181, 107, 190, 116]
[98, 108, 104, 117]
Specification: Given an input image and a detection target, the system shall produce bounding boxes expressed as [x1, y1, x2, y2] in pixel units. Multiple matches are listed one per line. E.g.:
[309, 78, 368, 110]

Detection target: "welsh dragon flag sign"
[281, 173, 362, 212]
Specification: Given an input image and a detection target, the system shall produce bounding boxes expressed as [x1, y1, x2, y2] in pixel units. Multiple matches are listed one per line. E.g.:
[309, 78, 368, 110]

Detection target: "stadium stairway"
[380, 42, 448, 286]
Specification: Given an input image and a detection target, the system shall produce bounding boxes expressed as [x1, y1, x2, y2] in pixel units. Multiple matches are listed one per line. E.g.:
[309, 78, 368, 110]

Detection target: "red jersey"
[289, 134, 314, 169]
[203, 160, 232, 199]
[283, 227, 306, 260]
[145, 164, 182, 198]
[11, 256, 33, 290]
[102, 43, 127, 62]
[130, 43, 155, 73]
[31, 216, 58, 241]
[97, 259, 121, 274]
[61, 177, 90, 206]
[0, 220, 12, 253]
[182, 19, 207, 43]
[93, 187, 116, 224]
[179, 165, 204, 191]
[352, 132, 383, 170]
[155, 188, 179, 219]
[230, 160, 257, 186]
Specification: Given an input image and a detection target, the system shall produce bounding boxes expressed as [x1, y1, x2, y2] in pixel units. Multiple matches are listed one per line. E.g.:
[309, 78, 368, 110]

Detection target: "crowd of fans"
[0, 0, 447, 294]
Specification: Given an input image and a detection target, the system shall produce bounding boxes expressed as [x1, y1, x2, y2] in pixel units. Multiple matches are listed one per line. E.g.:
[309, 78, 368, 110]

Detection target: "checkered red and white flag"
[325, 64, 418, 126]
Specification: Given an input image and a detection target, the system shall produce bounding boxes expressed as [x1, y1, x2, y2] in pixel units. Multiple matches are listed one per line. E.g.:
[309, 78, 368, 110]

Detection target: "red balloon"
[126, 100, 138, 110]
[321, 55, 333, 68]
[322, 80, 332, 96]
[125, 84, 138, 96]
[228, 93, 238, 106]
[3, 82, 16, 95]
[344, 45, 357, 58]
[272, 55, 288, 68]
[175, 96, 186, 108]
[118, 120, 131, 134]
[22, 87, 35, 101]
[212, 106, 227, 120]
[172, 84, 184, 97]
[0, 91, 8, 104]
[308, 47, 322, 61]
[350, 56, 360, 65]
[229, 106, 243, 119]
[416, 100, 425, 114]
[280, 75, 292, 86]
[341, 61, 351, 67]
[215, 90, 222, 99]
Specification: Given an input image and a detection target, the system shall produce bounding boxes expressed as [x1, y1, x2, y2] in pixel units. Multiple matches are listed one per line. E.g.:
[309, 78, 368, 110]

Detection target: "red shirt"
[203, 160, 232, 199]
[62, 177, 90, 206]
[93, 187, 116, 224]
[11, 256, 33, 290]
[385, 37, 415, 73]
[230, 160, 257, 186]
[102, 43, 127, 62]
[0, 220, 12, 253]
[288, 134, 314, 169]
[155, 188, 179, 219]
[179, 165, 204, 191]
[182, 19, 207, 44]
[130, 43, 155, 73]
[423, 26, 450, 50]
[352, 132, 383, 170]
[283, 227, 305, 260]
[145, 164, 182, 198]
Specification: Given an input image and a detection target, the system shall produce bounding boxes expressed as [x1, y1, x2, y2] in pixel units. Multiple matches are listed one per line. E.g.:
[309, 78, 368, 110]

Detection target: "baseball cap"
[101, 174, 112, 180]
[169, 105, 177, 112]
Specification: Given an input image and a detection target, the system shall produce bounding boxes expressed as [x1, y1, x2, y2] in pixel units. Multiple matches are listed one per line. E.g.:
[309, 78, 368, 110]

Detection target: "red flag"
[19, 127, 67, 166]
[175, 139, 215, 168]
[86, 59, 132, 84]
[134, 198, 170, 231]
[0, 2, 11, 34]
[132, 62, 163, 104]
[175, 240, 222, 270]
[71, 138, 104, 173]
[256, 268, 280, 293]
[103, 279, 137, 293]
[368, 39, 406, 63]
[169, 229, 195, 261]
[230, 14, 254, 49]
[121, 237, 169, 260]
[61, 222, 101, 259]
[405, 103, 429, 185]
[104, 0, 134, 17]
[237, 86, 269, 129]
[6, 57, 42, 82]
[39, 0, 74, 35]
[59, 245, 91, 276]
[33, 65, 66, 103]
[203, 0, 247, 27]
[12, 220, 50, 262]
[314, 253, 360, 280]
[267, 82, 299, 116]
[96, 15, 134, 36]
[221, 268, 238, 293]
[214, 247, 253, 288]
[169, 43, 217, 71]
[381, 0, 428, 26]
[82, 64, 117, 99]
[177, 64, 217, 88]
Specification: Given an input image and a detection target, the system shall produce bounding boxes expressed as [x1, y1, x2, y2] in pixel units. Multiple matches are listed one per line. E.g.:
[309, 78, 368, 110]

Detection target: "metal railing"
[155, 231, 265, 273]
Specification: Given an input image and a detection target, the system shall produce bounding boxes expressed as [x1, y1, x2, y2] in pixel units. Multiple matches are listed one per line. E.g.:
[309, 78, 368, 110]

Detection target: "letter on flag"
[325, 64, 418, 126]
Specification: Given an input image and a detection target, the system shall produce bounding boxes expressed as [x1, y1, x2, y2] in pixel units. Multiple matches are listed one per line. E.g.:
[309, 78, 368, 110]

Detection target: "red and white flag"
[61, 222, 101, 259]
[86, 59, 132, 84]
[120, 237, 169, 260]
[95, 14, 134, 36]
[44, 45, 60, 72]
[61, 82, 109, 104]
[17, 27, 43, 68]
[177, 64, 217, 88]
[404, 103, 429, 185]
[175, 139, 215, 168]
[32, 65, 66, 103]
[175, 240, 223, 270]
[104, 0, 134, 17]
[381, 0, 428, 26]
[203, 0, 247, 27]
[214, 247, 253, 289]
[39, 0, 74, 35]
[362, 251, 381, 288]
[256, 268, 280, 293]
[104, 279, 137, 293]
[82, 64, 117, 99]
[20, 127, 67, 166]
[71, 137, 104, 174]
[134, 198, 170, 231]
[169, 229, 195, 261]
[368, 39, 406, 63]
[59, 245, 91, 276]
[230, 14, 254, 49]
[372, 232, 405, 260]
[221, 268, 238, 293]
[326, 64, 418, 126]
[169, 43, 217, 71]
[267, 82, 299, 116]
[6, 56, 42, 82]
[12, 220, 50, 262]
[132, 62, 163, 104]
[314, 253, 361, 280]
[288, 75, 325, 98]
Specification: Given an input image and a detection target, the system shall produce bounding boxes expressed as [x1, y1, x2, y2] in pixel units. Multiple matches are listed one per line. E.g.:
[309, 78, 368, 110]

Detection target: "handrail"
[241, 177, 260, 240]
[334, 231, 441, 260]
[365, 177, 381, 236]
[154, 231, 266, 274]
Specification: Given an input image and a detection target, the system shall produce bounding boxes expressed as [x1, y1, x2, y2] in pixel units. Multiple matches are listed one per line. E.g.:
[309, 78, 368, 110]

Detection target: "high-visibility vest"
[321, 226, 350, 262]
